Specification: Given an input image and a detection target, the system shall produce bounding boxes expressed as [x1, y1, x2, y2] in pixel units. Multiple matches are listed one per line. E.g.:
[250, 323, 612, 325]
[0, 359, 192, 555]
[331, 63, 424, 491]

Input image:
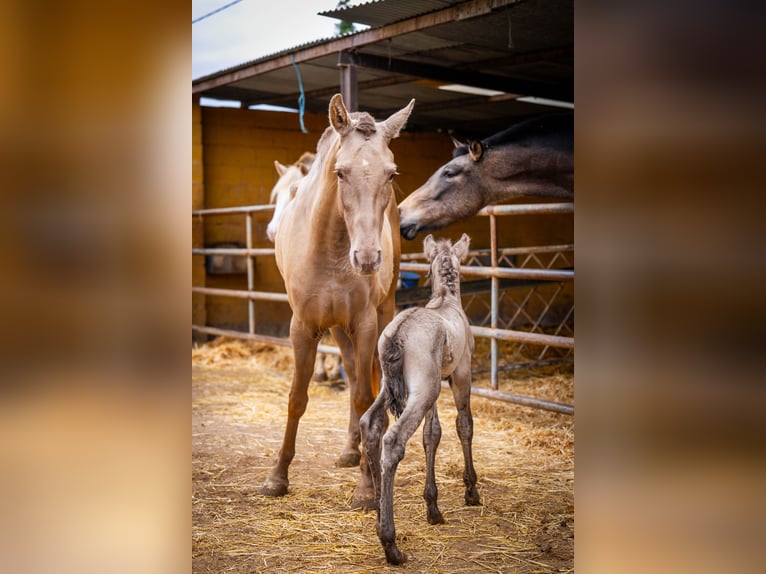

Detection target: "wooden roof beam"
[339, 52, 572, 102]
[192, 0, 524, 93]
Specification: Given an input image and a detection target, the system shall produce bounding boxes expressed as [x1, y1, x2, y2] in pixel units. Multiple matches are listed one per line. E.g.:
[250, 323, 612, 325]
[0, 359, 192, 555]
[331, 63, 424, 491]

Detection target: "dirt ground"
[192, 340, 573, 573]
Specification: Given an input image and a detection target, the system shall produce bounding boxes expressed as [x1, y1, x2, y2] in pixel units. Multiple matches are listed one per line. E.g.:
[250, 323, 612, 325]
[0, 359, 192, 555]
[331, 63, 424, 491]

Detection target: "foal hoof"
[465, 490, 481, 506]
[384, 546, 407, 566]
[260, 478, 288, 497]
[427, 510, 445, 525]
[335, 451, 361, 468]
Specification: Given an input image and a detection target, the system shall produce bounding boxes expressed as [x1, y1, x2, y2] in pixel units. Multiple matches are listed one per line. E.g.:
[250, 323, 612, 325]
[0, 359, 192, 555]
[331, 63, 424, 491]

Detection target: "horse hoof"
[335, 452, 361, 467]
[427, 511, 445, 525]
[384, 546, 407, 566]
[465, 490, 481, 506]
[350, 495, 377, 511]
[260, 479, 288, 497]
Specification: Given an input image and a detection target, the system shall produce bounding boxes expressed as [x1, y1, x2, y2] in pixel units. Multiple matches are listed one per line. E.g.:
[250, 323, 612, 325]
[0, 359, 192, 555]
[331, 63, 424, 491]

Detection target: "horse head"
[328, 94, 414, 275]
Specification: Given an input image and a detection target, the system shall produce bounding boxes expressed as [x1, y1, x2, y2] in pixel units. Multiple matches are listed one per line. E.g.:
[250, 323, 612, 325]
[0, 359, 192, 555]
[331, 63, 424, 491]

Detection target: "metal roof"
[192, 0, 572, 138]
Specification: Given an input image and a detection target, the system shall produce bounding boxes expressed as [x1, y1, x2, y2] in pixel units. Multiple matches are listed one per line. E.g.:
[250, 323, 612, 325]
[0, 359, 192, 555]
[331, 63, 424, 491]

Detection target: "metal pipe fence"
[192, 202, 573, 415]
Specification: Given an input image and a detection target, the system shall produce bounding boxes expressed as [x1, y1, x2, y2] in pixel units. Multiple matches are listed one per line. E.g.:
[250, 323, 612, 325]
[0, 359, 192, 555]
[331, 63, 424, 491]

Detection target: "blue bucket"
[400, 271, 419, 289]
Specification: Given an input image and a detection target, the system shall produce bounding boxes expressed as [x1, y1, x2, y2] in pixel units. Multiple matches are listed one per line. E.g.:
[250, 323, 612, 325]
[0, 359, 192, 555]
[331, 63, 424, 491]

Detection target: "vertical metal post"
[338, 52, 358, 111]
[245, 213, 255, 334]
[490, 212, 499, 390]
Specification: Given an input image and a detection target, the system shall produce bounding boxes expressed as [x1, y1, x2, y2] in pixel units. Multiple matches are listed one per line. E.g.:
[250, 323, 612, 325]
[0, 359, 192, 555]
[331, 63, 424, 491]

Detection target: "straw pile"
[193, 338, 574, 573]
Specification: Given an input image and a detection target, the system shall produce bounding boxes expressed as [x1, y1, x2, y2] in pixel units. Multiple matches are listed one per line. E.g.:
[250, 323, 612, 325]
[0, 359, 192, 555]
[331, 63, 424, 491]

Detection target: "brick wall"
[193, 104, 573, 336]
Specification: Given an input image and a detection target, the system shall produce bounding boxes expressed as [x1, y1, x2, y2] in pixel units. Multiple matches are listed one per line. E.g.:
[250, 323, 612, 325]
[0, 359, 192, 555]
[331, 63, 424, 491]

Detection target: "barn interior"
[192, 0, 574, 359]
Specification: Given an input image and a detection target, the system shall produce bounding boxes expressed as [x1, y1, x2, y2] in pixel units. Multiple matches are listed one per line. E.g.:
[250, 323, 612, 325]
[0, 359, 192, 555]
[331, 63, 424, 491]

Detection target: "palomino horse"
[266, 152, 314, 243]
[399, 112, 573, 239]
[263, 94, 415, 508]
[360, 233, 480, 565]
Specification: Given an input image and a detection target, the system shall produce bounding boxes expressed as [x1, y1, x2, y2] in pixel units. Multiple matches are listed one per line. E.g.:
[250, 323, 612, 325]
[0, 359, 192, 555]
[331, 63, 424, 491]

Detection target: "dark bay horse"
[360, 233, 479, 564]
[399, 113, 573, 239]
[263, 94, 415, 509]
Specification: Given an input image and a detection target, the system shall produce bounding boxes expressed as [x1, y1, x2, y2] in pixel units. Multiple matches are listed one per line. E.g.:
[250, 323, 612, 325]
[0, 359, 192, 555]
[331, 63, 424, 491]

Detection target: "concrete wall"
[193, 104, 573, 337]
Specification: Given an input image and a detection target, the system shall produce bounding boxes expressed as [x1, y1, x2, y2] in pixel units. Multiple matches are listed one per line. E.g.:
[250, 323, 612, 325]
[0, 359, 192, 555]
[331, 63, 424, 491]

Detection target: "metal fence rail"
[192, 202, 574, 415]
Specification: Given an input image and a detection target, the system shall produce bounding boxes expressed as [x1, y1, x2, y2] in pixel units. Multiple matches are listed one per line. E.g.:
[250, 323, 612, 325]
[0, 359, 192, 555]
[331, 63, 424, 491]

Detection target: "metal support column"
[338, 52, 358, 111]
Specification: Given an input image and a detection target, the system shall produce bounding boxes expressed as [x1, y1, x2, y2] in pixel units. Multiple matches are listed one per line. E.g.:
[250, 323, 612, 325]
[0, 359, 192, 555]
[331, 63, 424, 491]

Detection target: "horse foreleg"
[359, 388, 389, 510]
[422, 404, 445, 524]
[449, 360, 481, 506]
[331, 327, 361, 468]
[261, 319, 318, 497]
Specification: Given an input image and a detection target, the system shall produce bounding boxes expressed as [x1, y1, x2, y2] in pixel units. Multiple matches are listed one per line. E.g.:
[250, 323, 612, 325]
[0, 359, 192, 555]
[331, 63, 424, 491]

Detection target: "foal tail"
[380, 330, 408, 419]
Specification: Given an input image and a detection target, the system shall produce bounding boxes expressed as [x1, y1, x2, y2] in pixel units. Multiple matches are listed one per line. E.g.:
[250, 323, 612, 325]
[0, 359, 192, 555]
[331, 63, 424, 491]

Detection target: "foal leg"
[261, 318, 318, 497]
[331, 327, 361, 468]
[422, 404, 445, 524]
[378, 394, 434, 565]
[450, 360, 481, 506]
[359, 388, 389, 509]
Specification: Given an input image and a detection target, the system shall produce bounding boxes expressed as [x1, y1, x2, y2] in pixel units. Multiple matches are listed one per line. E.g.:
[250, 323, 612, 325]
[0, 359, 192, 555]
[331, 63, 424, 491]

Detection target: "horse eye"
[336, 170, 345, 181]
[443, 167, 459, 179]
[388, 171, 398, 182]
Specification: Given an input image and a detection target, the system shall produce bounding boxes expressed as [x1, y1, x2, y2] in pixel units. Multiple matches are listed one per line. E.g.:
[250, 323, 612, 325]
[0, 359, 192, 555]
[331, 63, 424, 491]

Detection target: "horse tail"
[380, 323, 409, 419]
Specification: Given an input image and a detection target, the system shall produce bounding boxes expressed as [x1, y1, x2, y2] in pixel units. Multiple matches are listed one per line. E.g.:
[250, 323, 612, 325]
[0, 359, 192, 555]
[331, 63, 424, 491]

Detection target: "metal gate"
[192, 202, 574, 414]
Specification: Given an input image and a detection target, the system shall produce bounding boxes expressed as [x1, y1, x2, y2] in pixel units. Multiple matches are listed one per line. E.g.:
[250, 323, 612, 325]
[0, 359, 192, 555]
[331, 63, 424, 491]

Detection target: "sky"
[192, 0, 350, 81]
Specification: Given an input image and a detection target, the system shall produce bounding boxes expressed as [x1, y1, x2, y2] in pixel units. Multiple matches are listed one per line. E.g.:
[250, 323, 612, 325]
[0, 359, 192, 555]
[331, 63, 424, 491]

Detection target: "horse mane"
[434, 243, 460, 295]
[453, 112, 573, 158]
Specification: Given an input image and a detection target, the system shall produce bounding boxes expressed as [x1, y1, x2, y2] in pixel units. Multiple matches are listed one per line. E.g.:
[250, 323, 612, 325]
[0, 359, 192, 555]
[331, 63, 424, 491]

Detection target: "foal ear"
[274, 160, 287, 176]
[468, 140, 484, 162]
[329, 93, 353, 136]
[423, 234, 437, 260]
[381, 99, 415, 140]
[454, 233, 471, 262]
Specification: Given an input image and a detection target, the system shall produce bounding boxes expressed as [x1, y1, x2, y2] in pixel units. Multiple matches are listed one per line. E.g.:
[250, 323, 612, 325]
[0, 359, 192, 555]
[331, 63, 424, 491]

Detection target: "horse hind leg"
[450, 362, 481, 506]
[422, 404, 445, 525]
[331, 327, 361, 468]
[261, 319, 318, 497]
[377, 396, 432, 564]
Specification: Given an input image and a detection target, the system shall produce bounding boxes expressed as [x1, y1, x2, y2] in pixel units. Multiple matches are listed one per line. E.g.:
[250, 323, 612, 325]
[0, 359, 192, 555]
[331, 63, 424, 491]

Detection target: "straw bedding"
[192, 338, 574, 573]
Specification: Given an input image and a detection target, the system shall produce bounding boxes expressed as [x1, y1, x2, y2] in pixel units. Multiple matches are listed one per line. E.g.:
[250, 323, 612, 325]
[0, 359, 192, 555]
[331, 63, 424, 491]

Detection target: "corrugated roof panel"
[320, 0, 461, 27]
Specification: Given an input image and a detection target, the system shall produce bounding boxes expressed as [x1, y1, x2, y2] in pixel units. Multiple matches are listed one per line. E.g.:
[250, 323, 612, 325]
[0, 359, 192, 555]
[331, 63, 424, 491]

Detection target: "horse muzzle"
[352, 249, 382, 275]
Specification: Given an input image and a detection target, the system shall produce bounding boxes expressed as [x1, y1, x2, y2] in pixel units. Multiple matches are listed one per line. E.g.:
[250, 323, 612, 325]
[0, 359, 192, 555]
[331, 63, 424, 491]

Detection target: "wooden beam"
[339, 52, 572, 102]
[192, 0, 524, 93]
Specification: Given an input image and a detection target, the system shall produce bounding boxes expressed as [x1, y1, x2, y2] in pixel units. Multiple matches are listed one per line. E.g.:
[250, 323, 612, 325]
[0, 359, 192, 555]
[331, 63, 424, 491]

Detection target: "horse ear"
[381, 99, 415, 140]
[454, 233, 471, 262]
[423, 234, 437, 260]
[451, 136, 465, 149]
[468, 140, 483, 162]
[329, 94, 353, 136]
[274, 160, 287, 176]
[297, 152, 314, 175]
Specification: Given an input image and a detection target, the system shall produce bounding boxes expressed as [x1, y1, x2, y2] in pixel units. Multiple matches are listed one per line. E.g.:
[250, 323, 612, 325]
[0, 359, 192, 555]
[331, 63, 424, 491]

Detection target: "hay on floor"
[193, 339, 573, 573]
